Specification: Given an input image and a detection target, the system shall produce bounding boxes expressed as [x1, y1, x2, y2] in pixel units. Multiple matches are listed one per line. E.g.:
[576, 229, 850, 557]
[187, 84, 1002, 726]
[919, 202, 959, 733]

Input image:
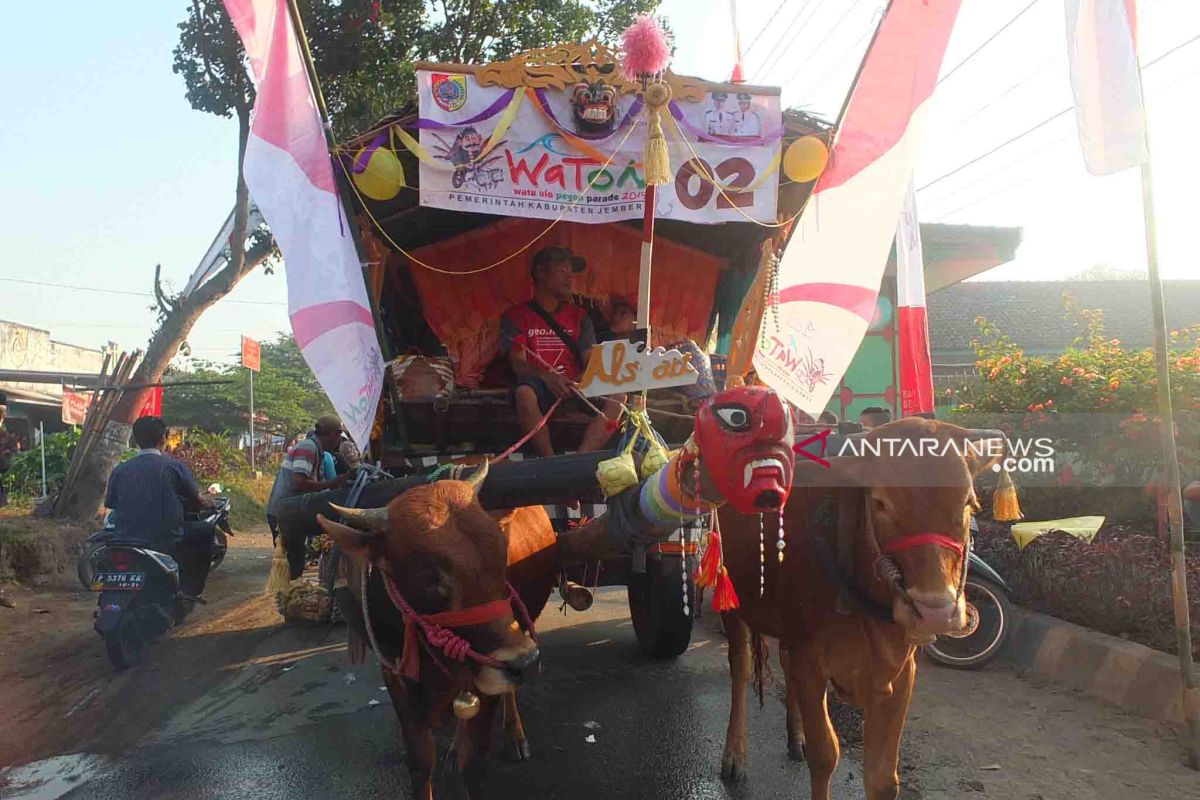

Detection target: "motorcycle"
[78, 495, 231, 590]
[923, 517, 1013, 669]
[86, 496, 231, 669]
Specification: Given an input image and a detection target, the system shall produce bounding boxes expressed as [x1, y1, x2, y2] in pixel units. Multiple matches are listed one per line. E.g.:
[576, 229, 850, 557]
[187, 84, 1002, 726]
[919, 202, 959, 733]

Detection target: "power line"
[0, 276, 286, 306]
[918, 107, 1073, 192]
[928, 63, 1200, 220]
[753, 0, 823, 82]
[778, 0, 868, 88]
[743, 0, 791, 56]
[945, 52, 1064, 132]
[937, 0, 1044, 86]
[918, 31, 1200, 193]
[784, 0, 877, 96]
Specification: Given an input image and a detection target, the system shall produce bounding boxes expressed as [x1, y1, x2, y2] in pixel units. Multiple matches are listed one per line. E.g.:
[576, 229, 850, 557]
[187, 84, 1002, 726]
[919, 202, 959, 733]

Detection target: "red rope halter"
[379, 569, 538, 681]
[878, 532, 964, 557]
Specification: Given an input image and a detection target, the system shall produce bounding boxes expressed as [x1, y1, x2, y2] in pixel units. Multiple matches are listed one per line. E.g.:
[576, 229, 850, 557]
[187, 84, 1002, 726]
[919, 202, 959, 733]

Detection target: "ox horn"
[464, 459, 489, 495]
[329, 503, 389, 533]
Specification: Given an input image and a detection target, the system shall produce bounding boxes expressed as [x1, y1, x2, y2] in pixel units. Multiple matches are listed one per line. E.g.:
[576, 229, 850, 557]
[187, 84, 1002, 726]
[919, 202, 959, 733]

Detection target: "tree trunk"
[55, 306, 210, 522]
[55, 104, 268, 523]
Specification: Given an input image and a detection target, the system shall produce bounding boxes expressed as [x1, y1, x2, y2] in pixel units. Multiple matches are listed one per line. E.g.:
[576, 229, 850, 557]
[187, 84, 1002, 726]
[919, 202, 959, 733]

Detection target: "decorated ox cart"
[258, 11, 1038, 797]
[275, 37, 1020, 658]
[276, 38, 837, 656]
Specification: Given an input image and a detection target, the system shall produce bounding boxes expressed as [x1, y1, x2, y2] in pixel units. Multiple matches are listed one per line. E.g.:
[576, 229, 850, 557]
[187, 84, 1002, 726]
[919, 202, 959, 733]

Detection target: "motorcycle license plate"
[92, 572, 145, 591]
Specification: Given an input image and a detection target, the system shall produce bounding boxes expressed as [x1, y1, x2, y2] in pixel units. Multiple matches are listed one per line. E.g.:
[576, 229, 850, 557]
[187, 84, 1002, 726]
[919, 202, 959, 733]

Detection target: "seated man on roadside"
[104, 415, 216, 601]
[500, 246, 623, 458]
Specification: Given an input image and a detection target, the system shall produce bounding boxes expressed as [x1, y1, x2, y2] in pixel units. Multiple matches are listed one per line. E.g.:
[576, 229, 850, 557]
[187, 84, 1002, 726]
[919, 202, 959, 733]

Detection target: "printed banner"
[413, 71, 781, 224]
[62, 390, 92, 426]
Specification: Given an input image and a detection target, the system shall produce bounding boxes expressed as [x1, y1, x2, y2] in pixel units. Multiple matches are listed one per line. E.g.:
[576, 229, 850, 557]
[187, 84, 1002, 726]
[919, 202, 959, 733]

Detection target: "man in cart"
[500, 246, 624, 457]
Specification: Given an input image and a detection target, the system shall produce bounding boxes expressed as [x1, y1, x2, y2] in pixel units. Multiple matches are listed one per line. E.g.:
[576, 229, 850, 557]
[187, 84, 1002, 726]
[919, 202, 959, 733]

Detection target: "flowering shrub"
[950, 294, 1200, 518]
[169, 429, 248, 482]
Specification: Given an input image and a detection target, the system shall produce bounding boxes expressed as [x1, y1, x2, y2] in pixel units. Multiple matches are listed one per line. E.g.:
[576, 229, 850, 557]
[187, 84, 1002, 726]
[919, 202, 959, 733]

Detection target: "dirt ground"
[0, 525, 278, 767]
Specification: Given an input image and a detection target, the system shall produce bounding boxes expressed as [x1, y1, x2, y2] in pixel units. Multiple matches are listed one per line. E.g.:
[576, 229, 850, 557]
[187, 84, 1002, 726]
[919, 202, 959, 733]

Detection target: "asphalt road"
[4, 587, 1199, 800]
[5, 589, 867, 800]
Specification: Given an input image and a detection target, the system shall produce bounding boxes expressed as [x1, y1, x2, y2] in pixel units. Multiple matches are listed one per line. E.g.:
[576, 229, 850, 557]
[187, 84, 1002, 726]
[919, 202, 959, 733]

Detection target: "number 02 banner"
[409, 70, 781, 224]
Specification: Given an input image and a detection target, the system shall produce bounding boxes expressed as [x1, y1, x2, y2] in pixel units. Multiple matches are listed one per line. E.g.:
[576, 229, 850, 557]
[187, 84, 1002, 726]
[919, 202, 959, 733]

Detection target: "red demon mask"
[693, 386, 795, 513]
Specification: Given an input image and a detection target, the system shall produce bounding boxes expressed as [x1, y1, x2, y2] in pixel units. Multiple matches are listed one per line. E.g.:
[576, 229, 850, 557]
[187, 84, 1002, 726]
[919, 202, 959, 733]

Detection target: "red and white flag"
[222, 0, 383, 447]
[895, 176, 934, 417]
[754, 0, 961, 415]
[730, 0, 746, 83]
[1065, 0, 1148, 175]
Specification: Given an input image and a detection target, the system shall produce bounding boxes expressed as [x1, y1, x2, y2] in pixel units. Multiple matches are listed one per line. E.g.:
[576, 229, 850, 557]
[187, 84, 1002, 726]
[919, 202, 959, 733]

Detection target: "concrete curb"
[1001, 606, 1185, 726]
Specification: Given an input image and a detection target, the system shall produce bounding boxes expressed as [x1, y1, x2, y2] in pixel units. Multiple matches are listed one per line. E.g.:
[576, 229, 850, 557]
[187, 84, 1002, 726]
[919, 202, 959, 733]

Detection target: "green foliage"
[165, 334, 334, 436]
[4, 429, 80, 500]
[175, 0, 664, 138]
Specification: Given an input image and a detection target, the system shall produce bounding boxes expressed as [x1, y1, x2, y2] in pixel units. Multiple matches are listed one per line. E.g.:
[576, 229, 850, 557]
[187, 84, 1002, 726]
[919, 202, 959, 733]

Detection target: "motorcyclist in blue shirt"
[104, 415, 217, 601]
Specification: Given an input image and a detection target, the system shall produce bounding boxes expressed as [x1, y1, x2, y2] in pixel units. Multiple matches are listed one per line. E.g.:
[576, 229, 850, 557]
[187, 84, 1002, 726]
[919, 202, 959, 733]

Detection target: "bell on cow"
[453, 691, 481, 720]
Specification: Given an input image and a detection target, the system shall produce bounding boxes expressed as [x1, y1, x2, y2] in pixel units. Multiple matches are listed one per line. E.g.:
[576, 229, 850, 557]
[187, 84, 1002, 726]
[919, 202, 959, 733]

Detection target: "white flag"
[222, 0, 384, 447]
[1065, 0, 1149, 175]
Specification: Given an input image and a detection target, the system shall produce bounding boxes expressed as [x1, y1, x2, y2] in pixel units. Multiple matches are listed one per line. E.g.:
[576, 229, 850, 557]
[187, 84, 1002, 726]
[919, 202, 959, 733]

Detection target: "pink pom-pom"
[619, 14, 671, 80]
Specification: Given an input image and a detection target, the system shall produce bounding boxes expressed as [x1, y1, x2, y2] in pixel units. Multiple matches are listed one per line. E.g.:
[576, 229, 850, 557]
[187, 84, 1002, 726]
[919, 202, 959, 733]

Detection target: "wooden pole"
[1141, 158, 1200, 768]
[635, 182, 657, 346]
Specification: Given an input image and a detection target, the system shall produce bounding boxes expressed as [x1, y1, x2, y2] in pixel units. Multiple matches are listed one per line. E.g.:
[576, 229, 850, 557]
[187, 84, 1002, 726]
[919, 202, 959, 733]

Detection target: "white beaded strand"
[758, 512, 765, 598]
[776, 506, 787, 563]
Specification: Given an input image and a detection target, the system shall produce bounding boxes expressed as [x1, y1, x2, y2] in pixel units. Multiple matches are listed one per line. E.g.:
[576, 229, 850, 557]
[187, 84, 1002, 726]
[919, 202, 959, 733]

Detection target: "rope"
[335, 121, 639, 276]
[489, 397, 563, 464]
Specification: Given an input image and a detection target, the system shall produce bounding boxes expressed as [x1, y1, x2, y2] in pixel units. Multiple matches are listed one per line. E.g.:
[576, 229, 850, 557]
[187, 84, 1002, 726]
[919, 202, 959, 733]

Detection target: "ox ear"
[965, 436, 1006, 477]
[317, 514, 379, 564]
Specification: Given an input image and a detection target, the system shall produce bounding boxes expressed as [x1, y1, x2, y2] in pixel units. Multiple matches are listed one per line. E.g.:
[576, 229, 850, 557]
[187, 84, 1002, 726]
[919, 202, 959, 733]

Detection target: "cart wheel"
[627, 556, 694, 659]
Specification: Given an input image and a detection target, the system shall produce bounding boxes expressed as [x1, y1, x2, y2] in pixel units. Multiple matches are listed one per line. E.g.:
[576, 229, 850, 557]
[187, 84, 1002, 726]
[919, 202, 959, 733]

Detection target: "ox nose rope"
[360, 565, 538, 682]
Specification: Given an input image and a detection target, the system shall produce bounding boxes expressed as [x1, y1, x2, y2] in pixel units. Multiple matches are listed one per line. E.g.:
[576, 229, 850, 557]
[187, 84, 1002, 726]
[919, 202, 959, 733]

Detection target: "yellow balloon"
[351, 146, 405, 201]
[782, 136, 829, 184]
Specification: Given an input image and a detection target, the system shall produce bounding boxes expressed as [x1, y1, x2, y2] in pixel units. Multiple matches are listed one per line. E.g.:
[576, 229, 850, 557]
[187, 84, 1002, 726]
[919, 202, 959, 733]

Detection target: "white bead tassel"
[777, 506, 787, 563]
[758, 513, 765, 598]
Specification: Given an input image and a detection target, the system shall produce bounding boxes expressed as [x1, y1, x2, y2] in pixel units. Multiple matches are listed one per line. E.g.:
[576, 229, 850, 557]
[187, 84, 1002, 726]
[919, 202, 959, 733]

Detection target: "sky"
[1, 0, 1197, 368]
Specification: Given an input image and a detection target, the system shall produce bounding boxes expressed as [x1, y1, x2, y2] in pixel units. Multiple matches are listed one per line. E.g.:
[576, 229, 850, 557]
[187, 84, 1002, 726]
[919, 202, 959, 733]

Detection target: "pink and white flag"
[754, 0, 961, 415]
[895, 176, 934, 417]
[1065, 0, 1148, 175]
[222, 0, 383, 447]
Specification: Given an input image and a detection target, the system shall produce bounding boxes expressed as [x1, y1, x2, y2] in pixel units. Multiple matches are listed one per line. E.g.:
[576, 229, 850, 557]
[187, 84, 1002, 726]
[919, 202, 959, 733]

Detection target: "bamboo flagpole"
[1064, 0, 1197, 766]
[1139, 153, 1199, 769]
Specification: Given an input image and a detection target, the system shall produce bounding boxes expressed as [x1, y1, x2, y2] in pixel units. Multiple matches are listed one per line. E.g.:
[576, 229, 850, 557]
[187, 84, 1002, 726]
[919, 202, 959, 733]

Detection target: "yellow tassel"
[993, 469, 1023, 522]
[266, 534, 292, 596]
[643, 82, 672, 186]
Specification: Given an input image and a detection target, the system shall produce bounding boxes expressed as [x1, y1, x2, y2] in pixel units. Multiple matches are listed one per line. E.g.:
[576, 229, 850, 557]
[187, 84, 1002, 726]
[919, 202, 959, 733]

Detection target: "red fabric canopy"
[406, 219, 726, 387]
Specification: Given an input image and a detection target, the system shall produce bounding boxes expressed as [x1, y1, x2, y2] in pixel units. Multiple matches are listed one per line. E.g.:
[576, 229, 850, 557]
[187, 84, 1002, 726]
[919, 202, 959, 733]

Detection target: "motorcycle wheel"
[105, 611, 143, 670]
[77, 542, 103, 590]
[452, 168, 466, 189]
[210, 532, 228, 571]
[924, 576, 1012, 670]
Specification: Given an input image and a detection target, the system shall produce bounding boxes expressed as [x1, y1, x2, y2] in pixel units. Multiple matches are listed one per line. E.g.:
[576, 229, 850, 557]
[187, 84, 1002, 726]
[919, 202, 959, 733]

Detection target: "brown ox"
[317, 462, 558, 800]
[718, 418, 1003, 800]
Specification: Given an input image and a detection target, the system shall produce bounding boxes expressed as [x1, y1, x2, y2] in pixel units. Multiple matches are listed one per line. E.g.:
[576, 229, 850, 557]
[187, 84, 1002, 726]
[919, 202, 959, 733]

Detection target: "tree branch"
[153, 263, 180, 315]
